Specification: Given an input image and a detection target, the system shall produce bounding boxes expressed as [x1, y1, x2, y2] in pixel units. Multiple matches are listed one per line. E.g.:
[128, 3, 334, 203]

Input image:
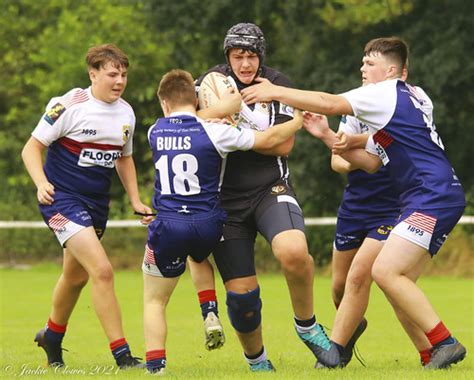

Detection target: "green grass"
[1, 264, 472, 379]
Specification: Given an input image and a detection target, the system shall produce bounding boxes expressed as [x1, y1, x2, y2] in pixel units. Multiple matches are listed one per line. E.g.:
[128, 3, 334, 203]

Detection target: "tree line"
[1, 0, 472, 263]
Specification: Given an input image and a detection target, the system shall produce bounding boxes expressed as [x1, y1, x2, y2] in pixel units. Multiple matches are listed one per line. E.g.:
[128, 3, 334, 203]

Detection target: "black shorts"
[213, 180, 305, 282]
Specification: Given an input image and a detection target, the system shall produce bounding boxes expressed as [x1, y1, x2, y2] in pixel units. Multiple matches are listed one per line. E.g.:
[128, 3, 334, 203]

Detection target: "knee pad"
[226, 287, 262, 333]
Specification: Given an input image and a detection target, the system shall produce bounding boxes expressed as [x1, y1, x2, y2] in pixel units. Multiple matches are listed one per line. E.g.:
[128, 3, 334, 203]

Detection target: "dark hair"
[86, 44, 129, 70]
[157, 69, 196, 107]
[364, 37, 409, 73]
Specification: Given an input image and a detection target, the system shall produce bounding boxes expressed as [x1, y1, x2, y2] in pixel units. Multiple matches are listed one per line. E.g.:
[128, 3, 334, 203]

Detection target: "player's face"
[360, 52, 393, 86]
[89, 61, 128, 103]
[228, 49, 260, 84]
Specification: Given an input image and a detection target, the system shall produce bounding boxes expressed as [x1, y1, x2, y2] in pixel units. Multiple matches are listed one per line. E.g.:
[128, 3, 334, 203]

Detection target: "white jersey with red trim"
[32, 87, 135, 207]
[341, 79, 465, 210]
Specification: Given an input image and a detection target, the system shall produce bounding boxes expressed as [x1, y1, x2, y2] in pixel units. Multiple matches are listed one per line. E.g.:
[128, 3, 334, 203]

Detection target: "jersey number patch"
[155, 154, 201, 195]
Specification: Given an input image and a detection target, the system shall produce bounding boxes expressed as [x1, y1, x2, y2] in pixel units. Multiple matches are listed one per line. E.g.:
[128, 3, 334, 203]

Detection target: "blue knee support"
[226, 287, 262, 333]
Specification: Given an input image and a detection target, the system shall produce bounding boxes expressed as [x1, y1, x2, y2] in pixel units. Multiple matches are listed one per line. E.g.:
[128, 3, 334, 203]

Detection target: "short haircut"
[364, 37, 409, 73]
[86, 44, 129, 70]
[157, 69, 196, 108]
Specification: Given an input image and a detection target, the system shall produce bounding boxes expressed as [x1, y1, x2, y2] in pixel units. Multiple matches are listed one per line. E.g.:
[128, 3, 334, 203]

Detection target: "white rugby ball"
[197, 72, 240, 124]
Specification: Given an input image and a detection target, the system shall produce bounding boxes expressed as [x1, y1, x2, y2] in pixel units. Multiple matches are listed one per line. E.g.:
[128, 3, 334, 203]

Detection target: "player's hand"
[37, 181, 55, 205]
[332, 131, 351, 154]
[133, 203, 155, 225]
[241, 77, 279, 104]
[302, 112, 330, 139]
[219, 87, 242, 115]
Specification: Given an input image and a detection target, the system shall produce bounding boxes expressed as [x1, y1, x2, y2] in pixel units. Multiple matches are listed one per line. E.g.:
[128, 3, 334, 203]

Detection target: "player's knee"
[226, 287, 262, 333]
[92, 263, 114, 284]
[274, 240, 311, 273]
[371, 260, 391, 289]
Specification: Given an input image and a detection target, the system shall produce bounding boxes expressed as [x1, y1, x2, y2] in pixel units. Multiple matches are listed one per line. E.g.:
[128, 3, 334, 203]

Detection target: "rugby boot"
[297, 324, 340, 368]
[249, 359, 275, 372]
[204, 312, 225, 350]
[340, 317, 368, 367]
[116, 352, 146, 369]
[34, 328, 65, 367]
[424, 338, 466, 369]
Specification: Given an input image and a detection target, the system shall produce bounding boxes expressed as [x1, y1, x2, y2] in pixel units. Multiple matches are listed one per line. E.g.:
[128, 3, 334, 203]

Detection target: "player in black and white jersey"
[21, 44, 153, 369]
[142, 69, 302, 374]
[190, 23, 337, 371]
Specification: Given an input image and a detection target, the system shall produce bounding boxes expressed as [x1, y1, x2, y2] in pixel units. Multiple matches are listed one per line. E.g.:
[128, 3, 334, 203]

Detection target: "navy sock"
[200, 300, 218, 319]
[294, 315, 316, 328]
[109, 338, 130, 360]
[146, 350, 166, 373]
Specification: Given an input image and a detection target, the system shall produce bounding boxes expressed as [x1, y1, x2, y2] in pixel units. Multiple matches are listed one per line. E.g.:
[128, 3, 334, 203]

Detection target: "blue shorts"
[334, 214, 398, 251]
[391, 207, 464, 256]
[142, 208, 227, 278]
[38, 194, 108, 246]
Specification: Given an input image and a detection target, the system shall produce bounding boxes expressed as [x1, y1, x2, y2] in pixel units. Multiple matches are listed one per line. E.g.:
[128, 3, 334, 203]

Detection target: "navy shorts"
[142, 208, 227, 278]
[334, 214, 398, 251]
[391, 207, 464, 256]
[39, 194, 108, 246]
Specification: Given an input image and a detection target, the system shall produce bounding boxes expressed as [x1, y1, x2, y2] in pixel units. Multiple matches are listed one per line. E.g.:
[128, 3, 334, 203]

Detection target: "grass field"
[1, 264, 472, 379]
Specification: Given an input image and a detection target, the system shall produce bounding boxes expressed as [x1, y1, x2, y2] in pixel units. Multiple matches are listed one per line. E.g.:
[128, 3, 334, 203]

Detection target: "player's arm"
[241, 78, 353, 116]
[331, 154, 358, 173]
[21, 136, 55, 205]
[303, 112, 379, 173]
[252, 109, 302, 152]
[115, 155, 154, 224]
[332, 132, 370, 155]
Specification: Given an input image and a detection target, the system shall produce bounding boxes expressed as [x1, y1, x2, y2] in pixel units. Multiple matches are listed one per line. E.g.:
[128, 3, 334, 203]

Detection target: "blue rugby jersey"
[148, 112, 255, 214]
[342, 79, 465, 210]
[337, 115, 400, 217]
[32, 87, 135, 208]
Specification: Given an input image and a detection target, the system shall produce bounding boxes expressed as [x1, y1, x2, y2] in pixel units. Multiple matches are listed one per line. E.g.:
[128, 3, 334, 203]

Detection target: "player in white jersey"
[141, 69, 303, 374]
[242, 37, 467, 370]
[21, 44, 153, 369]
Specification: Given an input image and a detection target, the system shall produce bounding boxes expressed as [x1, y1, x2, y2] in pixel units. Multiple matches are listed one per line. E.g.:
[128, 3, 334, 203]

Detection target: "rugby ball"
[197, 72, 240, 124]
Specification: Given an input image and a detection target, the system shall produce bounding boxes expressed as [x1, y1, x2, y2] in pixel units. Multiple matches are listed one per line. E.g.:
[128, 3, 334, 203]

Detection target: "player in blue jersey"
[189, 23, 337, 371]
[242, 36, 467, 370]
[142, 69, 303, 374]
[21, 44, 153, 369]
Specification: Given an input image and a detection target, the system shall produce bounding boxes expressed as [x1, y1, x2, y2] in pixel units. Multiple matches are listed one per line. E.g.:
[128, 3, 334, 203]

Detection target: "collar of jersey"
[169, 111, 197, 118]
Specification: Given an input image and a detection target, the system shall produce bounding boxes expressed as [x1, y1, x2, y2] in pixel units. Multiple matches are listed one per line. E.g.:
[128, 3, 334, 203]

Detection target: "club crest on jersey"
[122, 125, 131, 143]
[44, 103, 66, 125]
[271, 185, 286, 195]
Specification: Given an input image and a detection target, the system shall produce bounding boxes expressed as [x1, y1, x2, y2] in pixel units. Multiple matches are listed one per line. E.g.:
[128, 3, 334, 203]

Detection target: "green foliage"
[1, 0, 472, 265]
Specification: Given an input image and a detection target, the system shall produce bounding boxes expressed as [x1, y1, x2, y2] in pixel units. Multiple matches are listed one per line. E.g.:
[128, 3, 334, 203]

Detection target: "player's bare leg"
[331, 247, 357, 308]
[330, 239, 380, 365]
[372, 234, 466, 368]
[272, 230, 314, 319]
[272, 229, 338, 367]
[143, 274, 179, 374]
[50, 248, 89, 325]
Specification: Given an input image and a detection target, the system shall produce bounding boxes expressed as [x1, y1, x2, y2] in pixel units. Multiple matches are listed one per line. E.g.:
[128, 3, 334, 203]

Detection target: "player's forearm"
[261, 114, 302, 149]
[276, 88, 351, 116]
[255, 135, 295, 156]
[115, 155, 141, 206]
[331, 154, 354, 174]
[340, 149, 381, 174]
[21, 137, 49, 188]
